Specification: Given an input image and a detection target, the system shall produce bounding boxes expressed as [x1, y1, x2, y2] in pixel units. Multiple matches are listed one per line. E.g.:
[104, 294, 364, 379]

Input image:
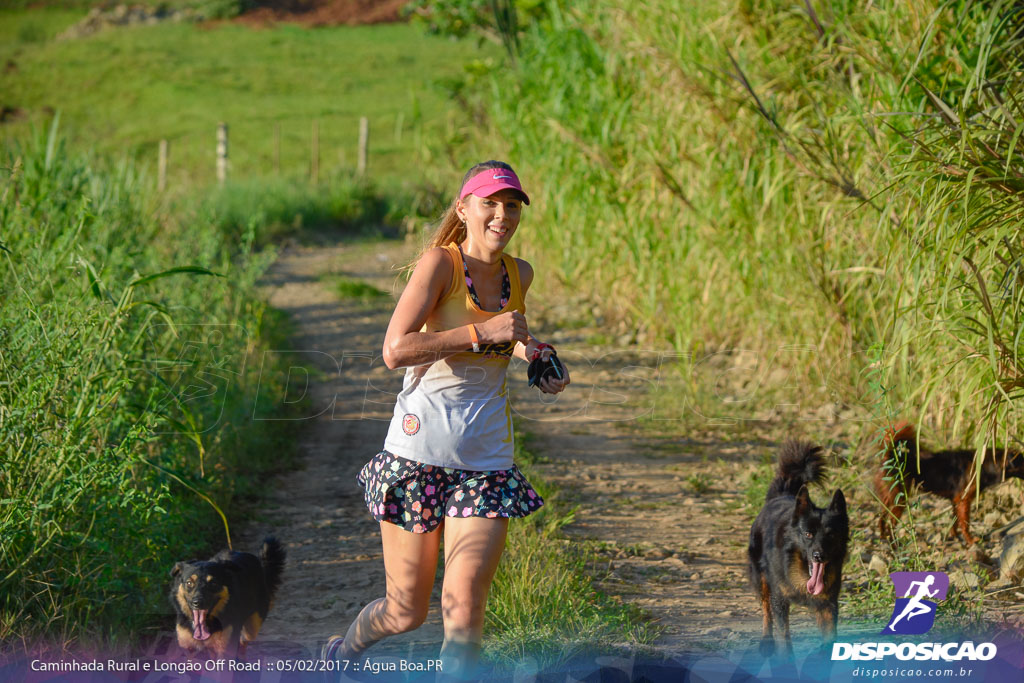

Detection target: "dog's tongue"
[192, 609, 210, 641]
[807, 562, 825, 595]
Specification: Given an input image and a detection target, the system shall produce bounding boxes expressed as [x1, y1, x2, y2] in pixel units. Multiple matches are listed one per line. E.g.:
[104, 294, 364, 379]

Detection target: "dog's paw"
[759, 637, 776, 658]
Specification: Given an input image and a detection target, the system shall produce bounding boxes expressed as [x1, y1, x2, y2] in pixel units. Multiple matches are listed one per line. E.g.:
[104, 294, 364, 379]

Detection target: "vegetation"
[0, 122, 315, 645]
[195, 175, 406, 248]
[0, 9, 481, 189]
[329, 277, 390, 303]
[0, 5, 486, 648]
[437, 0, 1024, 450]
[413, 0, 1024, 634]
[407, 0, 548, 57]
[8, 0, 1023, 653]
[485, 429, 654, 666]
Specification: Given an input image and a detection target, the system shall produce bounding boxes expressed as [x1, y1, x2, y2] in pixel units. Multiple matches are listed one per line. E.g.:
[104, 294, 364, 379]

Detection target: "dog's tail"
[765, 440, 825, 501]
[874, 420, 919, 497]
[874, 421, 918, 541]
[880, 421, 917, 466]
[260, 536, 286, 599]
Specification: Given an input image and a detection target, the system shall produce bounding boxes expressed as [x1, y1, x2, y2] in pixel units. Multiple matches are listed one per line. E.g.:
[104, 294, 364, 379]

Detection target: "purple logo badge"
[881, 572, 949, 635]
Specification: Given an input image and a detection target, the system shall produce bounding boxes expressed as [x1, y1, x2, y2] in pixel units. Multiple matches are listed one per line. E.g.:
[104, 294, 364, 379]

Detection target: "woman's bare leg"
[439, 517, 509, 678]
[336, 522, 441, 657]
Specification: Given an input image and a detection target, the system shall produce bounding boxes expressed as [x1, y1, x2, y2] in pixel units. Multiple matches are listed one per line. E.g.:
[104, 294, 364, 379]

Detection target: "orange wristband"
[468, 324, 480, 353]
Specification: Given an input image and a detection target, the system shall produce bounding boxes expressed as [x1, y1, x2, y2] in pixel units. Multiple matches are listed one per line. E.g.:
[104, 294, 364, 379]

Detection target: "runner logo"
[882, 571, 949, 635]
[833, 570, 996, 662]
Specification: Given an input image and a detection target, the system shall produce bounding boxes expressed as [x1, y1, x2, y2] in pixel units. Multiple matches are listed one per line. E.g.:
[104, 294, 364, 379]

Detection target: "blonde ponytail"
[424, 200, 467, 252]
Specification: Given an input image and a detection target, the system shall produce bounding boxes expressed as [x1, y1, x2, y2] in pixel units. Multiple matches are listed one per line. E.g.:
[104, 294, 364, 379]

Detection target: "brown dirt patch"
[235, 0, 409, 28]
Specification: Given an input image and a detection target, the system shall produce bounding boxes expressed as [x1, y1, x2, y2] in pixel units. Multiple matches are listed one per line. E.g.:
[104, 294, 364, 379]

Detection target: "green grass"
[437, 4, 1024, 634]
[0, 124, 312, 646]
[0, 3, 663, 656]
[0, 8, 86, 54]
[485, 428, 656, 667]
[685, 473, 712, 494]
[193, 173, 406, 247]
[0, 11, 481, 189]
[438, 0, 1024, 451]
[329, 277, 390, 303]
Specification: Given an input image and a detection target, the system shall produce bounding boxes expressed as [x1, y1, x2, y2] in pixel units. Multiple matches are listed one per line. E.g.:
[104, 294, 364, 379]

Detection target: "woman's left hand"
[536, 347, 570, 394]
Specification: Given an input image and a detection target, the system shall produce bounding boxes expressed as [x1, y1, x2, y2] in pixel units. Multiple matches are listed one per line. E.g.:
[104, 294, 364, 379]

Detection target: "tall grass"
[484, 430, 654, 667]
[446, 0, 1024, 444]
[0, 124, 303, 646]
[193, 173, 416, 248]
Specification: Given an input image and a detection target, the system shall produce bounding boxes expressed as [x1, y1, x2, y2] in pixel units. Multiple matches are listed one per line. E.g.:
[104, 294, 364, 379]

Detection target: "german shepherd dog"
[170, 536, 285, 658]
[748, 441, 849, 657]
[874, 422, 1024, 546]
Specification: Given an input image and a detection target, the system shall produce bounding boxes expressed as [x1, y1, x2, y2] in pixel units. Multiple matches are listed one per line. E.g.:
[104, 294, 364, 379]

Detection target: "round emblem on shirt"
[402, 414, 420, 436]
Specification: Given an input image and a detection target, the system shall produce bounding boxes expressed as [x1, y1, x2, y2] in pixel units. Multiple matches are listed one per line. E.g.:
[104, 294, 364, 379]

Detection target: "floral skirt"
[356, 450, 544, 533]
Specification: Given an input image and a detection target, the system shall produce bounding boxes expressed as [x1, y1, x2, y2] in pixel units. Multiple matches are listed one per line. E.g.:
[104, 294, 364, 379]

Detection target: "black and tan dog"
[170, 536, 285, 657]
[748, 441, 849, 657]
[874, 422, 1024, 546]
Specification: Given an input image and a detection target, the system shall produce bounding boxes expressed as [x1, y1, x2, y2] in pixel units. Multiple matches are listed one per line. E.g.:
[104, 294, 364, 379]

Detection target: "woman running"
[323, 160, 569, 677]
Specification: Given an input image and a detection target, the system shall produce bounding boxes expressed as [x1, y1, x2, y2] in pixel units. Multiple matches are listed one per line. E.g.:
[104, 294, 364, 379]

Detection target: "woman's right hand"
[478, 311, 529, 345]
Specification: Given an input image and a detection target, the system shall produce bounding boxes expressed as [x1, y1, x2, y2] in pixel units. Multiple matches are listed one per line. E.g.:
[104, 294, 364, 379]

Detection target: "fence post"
[311, 120, 319, 184]
[216, 122, 228, 184]
[274, 123, 281, 175]
[158, 139, 168, 192]
[358, 116, 369, 177]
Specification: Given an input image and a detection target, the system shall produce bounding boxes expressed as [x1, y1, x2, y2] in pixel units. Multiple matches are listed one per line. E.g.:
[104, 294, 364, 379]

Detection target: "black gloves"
[527, 349, 564, 389]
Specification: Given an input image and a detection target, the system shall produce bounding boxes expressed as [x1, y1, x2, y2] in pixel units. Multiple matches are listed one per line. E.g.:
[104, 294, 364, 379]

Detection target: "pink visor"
[459, 168, 530, 205]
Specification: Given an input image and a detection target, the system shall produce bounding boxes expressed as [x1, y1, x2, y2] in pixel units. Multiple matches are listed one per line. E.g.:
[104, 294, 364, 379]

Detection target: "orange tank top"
[382, 243, 526, 470]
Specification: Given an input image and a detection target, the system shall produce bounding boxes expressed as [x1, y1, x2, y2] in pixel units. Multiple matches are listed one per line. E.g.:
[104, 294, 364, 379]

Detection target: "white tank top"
[382, 243, 526, 470]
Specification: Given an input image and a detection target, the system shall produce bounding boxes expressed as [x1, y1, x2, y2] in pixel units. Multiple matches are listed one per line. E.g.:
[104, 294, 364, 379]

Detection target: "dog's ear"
[171, 560, 200, 578]
[828, 488, 847, 515]
[792, 484, 811, 519]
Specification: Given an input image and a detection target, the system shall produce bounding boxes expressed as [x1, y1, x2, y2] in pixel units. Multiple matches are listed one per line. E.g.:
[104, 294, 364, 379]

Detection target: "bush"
[463, 0, 1024, 439]
[0, 122, 301, 645]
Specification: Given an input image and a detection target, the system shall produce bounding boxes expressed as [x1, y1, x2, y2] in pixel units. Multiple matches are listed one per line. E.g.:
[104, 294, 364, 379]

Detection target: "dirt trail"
[510, 359, 766, 651]
[234, 236, 442, 659]
[232, 234, 815, 660]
